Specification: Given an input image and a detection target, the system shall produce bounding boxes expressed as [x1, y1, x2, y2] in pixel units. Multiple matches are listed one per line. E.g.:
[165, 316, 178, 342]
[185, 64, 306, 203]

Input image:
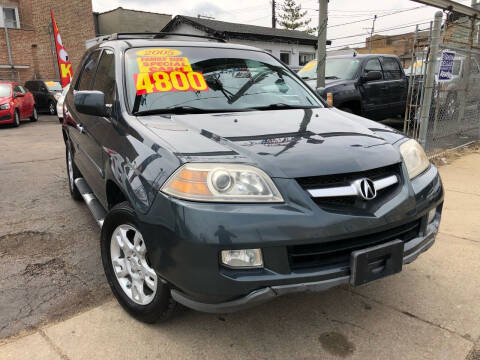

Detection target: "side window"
[382, 58, 403, 80]
[92, 50, 116, 104]
[76, 51, 101, 91]
[25, 81, 36, 91]
[19, 86, 28, 94]
[13, 85, 22, 94]
[364, 58, 383, 79]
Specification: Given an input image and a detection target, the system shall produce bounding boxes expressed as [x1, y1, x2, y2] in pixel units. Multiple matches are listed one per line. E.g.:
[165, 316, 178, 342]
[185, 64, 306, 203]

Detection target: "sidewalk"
[1, 151, 480, 360]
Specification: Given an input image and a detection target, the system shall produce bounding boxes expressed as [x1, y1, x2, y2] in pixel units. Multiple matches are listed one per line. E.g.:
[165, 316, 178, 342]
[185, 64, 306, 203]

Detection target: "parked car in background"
[24, 80, 63, 115]
[298, 54, 408, 120]
[0, 81, 38, 127]
[57, 83, 70, 122]
[63, 35, 443, 323]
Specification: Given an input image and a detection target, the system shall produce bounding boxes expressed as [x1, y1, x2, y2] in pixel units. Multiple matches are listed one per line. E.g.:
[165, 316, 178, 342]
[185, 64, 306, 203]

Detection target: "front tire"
[101, 202, 176, 323]
[13, 110, 20, 127]
[66, 141, 83, 201]
[30, 106, 38, 122]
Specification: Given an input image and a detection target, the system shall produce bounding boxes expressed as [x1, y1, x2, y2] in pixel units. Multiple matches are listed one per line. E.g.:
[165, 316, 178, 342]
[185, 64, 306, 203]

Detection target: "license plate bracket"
[350, 239, 404, 286]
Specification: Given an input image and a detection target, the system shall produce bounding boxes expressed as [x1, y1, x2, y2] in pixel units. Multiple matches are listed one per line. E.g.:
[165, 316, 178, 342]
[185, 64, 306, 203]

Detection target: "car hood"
[139, 108, 404, 179]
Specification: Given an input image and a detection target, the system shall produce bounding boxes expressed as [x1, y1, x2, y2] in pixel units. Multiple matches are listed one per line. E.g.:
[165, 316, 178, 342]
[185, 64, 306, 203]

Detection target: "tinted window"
[13, 85, 22, 94]
[0, 84, 11, 97]
[24, 81, 37, 91]
[77, 51, 101, 91]
[364, 58, 383, 79]
[382, 57, 403, 80]
[92, 50, 115, 104]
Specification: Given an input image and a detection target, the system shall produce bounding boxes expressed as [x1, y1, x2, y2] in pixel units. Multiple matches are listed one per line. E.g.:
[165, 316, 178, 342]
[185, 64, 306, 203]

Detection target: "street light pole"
[368, 15, 377, 54]
[316, 0, 328, 88]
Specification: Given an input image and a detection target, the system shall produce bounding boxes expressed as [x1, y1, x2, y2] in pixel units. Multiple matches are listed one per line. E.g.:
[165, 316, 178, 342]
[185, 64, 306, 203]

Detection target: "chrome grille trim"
[307, 175, 398, 198]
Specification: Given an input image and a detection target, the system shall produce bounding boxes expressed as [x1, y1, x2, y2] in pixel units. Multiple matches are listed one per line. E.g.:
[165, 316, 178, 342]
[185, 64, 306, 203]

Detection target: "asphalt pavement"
[0, 115, 479, 359]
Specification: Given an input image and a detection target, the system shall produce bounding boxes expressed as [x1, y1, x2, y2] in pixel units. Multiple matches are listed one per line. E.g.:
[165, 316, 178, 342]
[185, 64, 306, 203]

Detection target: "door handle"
[76, 124, 85, 134]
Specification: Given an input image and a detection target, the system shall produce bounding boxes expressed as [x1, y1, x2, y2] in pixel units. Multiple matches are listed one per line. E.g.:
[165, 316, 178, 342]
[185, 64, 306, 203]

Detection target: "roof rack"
[107, 32, 226, 43]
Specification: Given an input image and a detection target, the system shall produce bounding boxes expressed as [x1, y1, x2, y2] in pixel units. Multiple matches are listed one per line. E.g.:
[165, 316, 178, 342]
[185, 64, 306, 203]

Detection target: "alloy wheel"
[110, 224, 158, 305]
[49, 102, 55, 115]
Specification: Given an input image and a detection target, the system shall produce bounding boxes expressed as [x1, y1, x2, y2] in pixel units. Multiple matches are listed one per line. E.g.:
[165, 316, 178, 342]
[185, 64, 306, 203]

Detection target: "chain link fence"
[404, 13, 480, 158]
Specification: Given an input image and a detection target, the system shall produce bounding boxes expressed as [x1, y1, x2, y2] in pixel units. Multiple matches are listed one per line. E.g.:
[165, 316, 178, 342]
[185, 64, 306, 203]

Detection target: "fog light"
[221, 249, 263, 268]
[427, 208, 436, 224]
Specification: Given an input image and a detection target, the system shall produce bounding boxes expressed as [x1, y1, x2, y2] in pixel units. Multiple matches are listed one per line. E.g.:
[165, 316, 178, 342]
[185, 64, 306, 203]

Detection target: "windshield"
[298, 58, 361, 81]
[45, 81, 62, 91]
[0, 84, 11, 97]
[125, 47, 322, 114]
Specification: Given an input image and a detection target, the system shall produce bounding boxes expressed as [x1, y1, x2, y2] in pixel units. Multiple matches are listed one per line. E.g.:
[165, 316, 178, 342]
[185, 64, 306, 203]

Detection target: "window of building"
[92, 50, 116, 104]
[280, 52, 290, 65]
[0, 7, 20, 29]
[382, 57, 403, 80]
[299, 53, 315, 66]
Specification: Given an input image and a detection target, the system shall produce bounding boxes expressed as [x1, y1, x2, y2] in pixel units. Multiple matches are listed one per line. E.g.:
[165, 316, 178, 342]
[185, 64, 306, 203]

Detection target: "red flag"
[51, 10, 72, 88]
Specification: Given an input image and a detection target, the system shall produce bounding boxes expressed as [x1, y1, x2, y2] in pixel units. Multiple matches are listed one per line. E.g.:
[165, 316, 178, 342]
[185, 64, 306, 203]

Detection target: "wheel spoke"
[144, 275, 156, 292]
[112, 258, 129, 278]
[131, 280, 143, 303]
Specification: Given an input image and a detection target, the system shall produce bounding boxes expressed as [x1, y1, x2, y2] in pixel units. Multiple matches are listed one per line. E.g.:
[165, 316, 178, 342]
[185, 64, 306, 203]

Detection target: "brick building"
[0, 0, 95, 82]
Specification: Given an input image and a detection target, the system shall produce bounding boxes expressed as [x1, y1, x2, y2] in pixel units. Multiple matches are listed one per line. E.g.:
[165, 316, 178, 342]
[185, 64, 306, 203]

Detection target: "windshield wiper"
[134, 106, 256, 116]
[250, 103, 318, 111]
[325, 76, 339, 80]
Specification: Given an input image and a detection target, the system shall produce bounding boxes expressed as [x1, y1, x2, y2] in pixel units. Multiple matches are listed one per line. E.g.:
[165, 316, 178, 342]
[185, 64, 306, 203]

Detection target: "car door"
[69, 50, 102, 189]
[25, 81, 40, 108]
[78, 48, 117, 202]
[380, 57, 407, 117]
[12, 85, 25, 118]
[19, 85, 35, 117]
[359, 57, 389, 119]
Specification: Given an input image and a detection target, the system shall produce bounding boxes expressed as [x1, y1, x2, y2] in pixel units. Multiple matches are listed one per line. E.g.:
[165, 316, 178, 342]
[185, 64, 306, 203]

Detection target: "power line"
[327, 27, 431, 49]
[329, 20, 432, 41]
[327, 6, 427, 29]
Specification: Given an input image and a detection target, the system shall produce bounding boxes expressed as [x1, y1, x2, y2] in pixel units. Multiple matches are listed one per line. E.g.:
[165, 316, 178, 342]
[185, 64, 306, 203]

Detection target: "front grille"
[296, 164, 403, 211]
[288, 219, 420, 270]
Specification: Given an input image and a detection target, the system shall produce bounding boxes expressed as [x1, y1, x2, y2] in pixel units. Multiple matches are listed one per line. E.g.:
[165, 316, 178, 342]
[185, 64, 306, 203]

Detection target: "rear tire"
[13, 110, 20, 127]
[101, 201, 176, 323]
[66, 141, 83, 201]
[30, 106, 38, 122]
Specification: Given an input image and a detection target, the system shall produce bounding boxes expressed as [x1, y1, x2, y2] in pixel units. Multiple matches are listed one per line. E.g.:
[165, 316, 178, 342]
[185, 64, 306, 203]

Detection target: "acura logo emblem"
[357, 178, 377, 200]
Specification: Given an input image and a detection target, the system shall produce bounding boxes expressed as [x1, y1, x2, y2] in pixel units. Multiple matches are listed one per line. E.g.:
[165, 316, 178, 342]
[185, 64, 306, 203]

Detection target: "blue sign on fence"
[439, 51, 456, 80]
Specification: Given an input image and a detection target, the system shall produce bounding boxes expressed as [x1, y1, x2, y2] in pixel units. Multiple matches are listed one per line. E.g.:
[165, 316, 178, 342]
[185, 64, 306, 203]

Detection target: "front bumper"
[0, 108, 14, 124]
[170, 217, 439, 313]
[140, 164, 443, 313]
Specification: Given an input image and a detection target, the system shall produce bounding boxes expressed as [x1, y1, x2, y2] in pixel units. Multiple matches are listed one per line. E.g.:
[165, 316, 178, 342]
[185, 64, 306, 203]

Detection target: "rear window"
[125, 47, 322, 114]
[0, 84, 11, 97]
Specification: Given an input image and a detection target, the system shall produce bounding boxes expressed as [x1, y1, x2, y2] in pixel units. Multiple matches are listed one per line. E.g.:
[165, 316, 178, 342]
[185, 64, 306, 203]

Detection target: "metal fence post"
[418, 11, 443, 149]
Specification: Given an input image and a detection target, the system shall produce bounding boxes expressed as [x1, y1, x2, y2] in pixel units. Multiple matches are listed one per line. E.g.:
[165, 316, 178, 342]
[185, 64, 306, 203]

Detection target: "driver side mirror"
[74, 90, 109, 117]
[361, 71, 382, 82]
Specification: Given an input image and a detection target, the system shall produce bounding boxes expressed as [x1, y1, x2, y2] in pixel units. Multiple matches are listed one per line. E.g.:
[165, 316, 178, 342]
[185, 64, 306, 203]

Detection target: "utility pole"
[272, 0, 276, 28]
[368, 15, 377, 54]
[316, 0, 328, 88]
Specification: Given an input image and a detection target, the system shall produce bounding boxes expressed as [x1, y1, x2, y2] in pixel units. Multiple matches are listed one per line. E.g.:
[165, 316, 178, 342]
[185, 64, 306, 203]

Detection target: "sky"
[91, 0, 474, 49]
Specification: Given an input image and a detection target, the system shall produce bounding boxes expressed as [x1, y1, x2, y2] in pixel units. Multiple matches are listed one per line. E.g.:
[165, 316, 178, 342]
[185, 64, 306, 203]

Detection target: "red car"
[0, 81, 38, 127]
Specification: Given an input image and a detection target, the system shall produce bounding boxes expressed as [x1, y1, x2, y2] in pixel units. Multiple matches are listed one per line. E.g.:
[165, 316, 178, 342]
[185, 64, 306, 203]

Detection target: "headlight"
[399, 139, 430, 179]
[0, 103, 10, 110]
[221, 249, 263, 268]
[161, 163, 284, 202]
